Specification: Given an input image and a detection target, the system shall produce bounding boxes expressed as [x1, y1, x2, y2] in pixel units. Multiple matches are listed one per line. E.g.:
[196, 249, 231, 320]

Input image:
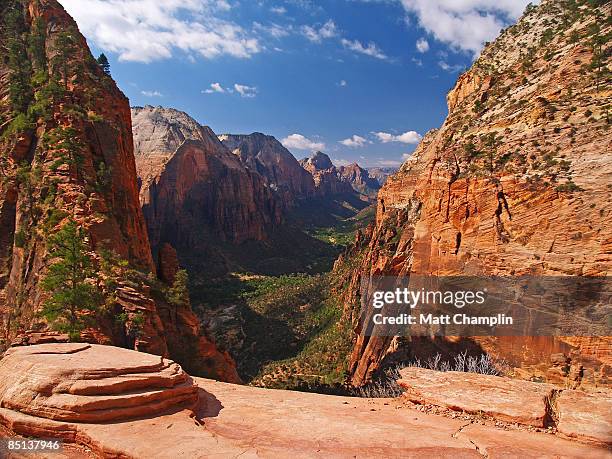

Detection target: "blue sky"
[59, 0, 532, 167]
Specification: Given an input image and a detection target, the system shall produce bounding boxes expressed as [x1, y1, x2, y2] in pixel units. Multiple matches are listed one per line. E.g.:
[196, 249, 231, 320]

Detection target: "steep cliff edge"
[219, 132, 316, 208]
[133, 107, 282, 263]
[0, 0, 238, 383]
[336, 0, 611, 386]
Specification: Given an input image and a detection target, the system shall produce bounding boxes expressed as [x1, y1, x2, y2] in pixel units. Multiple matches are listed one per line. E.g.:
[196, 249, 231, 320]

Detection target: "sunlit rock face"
[336, 0, 612, 387]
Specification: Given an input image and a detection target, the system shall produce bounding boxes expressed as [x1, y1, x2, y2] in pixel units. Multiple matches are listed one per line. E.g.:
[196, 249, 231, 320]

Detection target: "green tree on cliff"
[41, 220, 102, 341]
[168, 270, 190, 307]
[96, 53, 111, 75]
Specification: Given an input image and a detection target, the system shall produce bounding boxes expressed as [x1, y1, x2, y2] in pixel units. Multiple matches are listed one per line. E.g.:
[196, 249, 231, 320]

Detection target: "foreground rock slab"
[0, 344, 609, 458]
[398, 367, 612, 446]
[0, 343, 198, 423]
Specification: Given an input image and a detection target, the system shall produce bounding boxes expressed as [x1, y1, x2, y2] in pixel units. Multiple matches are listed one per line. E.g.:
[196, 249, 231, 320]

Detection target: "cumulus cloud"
[302, 20, 338, 43]
[374, 131, 422, 144]
[341, 38, 388, 60]
[141, 90, 163, 97]
[338, 79, 348, 87]
[416, 37, 429, 53]
[340, 135, 370, 148]
[270, 6, 287, 14]
[58, 0, 260, 63]
[399, 0, 533, 55]
[234, 84, 258, 98]
[203, 82, 226, 93]
[282, 134, 325, 151]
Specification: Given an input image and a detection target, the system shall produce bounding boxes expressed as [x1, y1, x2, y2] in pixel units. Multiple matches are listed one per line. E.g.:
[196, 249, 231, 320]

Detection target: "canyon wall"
[336, 0, 611, 387]
[0, 0, 238, 382]
[220, 132, 316, 208]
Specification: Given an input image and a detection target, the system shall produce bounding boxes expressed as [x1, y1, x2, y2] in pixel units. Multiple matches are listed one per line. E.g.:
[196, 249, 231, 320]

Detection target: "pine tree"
[41, 220, 102, 341]
[96, 53, 111, 75]
[168, 270, 190, 307]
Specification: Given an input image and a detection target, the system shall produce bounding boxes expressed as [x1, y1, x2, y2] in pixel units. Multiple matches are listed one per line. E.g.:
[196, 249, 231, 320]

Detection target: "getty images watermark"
[371, 286, 513, 327]
[359, 276, 611, 337]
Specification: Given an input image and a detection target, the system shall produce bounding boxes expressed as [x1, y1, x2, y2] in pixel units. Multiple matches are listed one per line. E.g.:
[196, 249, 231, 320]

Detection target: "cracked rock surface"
[0, 344, 609, 458]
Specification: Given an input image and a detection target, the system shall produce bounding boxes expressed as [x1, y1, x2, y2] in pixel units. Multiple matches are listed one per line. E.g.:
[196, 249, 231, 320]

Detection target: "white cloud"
[253, 21, 291, 39]
[341, 38, 388, 60]
[338, 79, 347, 87]
[438, 61, 464, 72]
[416, 37, 429, 53]
[58, 0, 260, 63]
[402, 152, 412, 160]
[270, 6, 287, 14]
[141, 90, 163, 97]
[374, 130, 422, 144]
[399, 0, 533, 55]
[302, 20, 338, 43]
[282, 134, 325, 151]
[340, 135, 370, 147]
[203, 82, 226, 93]
[234, 84, 258, 98]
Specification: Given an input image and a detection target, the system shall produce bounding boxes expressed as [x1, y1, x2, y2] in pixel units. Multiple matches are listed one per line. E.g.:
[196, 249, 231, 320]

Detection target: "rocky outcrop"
[0, 1, 238, 383]
[338, 163, 380, 197]
[397, 367, 612, 445]
[0, 343, 199, 423]
[300, 152, 355, 196]
[133, 107, 282, 260]
[337, 0, 611, 386]
[219, 133, 316, 207]
[0, 343, 607, 458]
[0, 0, 158, 349]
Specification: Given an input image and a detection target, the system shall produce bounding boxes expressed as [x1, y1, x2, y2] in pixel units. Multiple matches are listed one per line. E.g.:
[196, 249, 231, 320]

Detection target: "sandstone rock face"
[0, 344, 199, 422]
[398, 367, 612, 445]
[0, 0, 161, 352]
[219, 133, 316, 207]
[336, 0, 612, 386]
[338, 163, 381, 197]
[133, 107, 282, 258]
[0, 343, 608, 458]
[398, 367, 553, 427]
[556, 389, 612, 445]
[0, 2, 238, 384]
[300, 151, 355, 196]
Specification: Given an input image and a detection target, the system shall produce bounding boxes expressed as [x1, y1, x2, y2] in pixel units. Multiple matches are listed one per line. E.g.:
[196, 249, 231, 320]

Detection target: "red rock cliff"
[0, 0, 239, 383]
[336, 0, 611, 387]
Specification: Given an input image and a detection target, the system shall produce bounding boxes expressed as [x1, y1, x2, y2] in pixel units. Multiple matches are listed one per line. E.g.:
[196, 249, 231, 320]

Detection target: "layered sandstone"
[219, 132, 316, 207]
[132, 107, 282, 259]
[0, 344, 199, 423]
[336, 0, 612, 386]
[0, 343, 608, 458]
[398, 367, 612, 445]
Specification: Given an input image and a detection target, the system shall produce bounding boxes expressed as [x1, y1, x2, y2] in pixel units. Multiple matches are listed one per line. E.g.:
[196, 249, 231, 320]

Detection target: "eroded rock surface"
[335, 0, 612, 387]
[0, 344, 609, 458]
[0, 344, 198, 423]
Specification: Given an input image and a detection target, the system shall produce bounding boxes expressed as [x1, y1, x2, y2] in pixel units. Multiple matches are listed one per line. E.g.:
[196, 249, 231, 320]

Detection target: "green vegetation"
[192, 272, 352, 391]
[168, 270, 190, 307]
[96, 53, 111, 75]
[41, 220, 102, 341]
